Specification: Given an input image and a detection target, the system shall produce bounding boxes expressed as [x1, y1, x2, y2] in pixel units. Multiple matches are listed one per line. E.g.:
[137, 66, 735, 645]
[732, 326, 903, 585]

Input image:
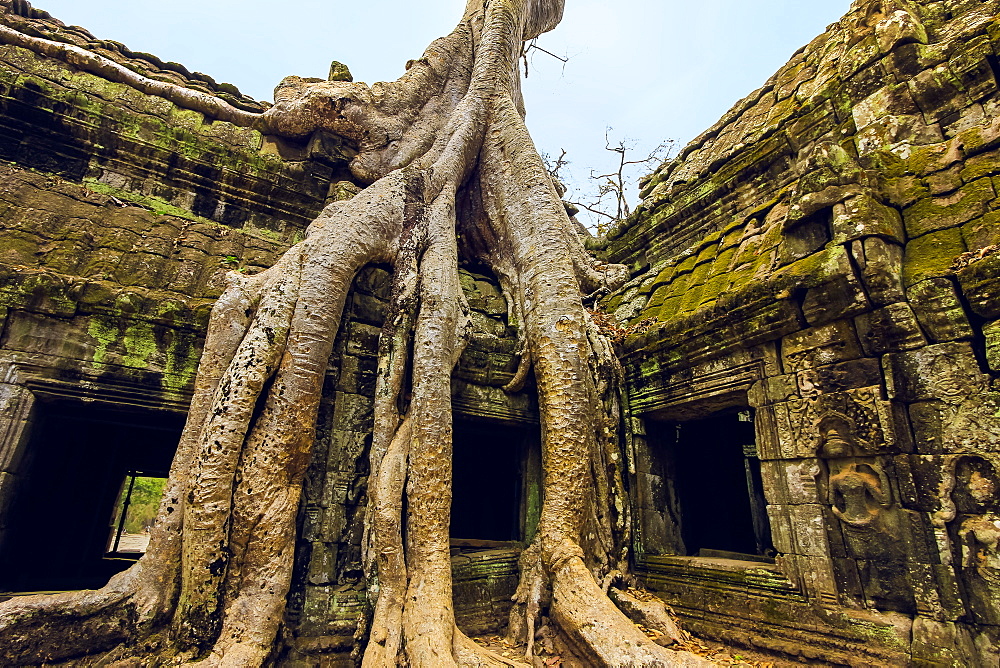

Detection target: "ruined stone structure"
[0, 0, 998, 665]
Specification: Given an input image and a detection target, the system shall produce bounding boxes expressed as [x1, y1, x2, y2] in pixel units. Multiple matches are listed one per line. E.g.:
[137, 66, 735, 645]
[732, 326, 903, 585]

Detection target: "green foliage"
[113, 475, 167, 535]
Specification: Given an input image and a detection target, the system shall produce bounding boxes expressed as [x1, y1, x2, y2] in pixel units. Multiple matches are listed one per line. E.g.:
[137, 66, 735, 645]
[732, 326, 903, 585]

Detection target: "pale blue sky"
[30, 0, 850, 222]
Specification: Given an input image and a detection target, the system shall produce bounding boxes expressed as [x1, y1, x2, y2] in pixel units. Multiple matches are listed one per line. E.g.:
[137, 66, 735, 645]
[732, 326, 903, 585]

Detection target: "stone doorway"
[645, 408, 773, 559]
[450, 419, 536, 544]
[0, 399, 182, 593]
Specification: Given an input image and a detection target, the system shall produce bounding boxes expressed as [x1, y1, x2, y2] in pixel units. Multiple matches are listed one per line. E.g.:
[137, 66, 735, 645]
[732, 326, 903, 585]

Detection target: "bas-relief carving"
[889, 343, 1000, 454]
[772, 386, 895, 459]
[816, 410, 893, 529]
[802, 391, 927, 612]
[946, 455, 1000, 625]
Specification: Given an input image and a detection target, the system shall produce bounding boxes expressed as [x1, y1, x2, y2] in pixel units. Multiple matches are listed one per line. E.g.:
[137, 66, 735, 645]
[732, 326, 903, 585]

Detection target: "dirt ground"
[470, 630, 837, 667]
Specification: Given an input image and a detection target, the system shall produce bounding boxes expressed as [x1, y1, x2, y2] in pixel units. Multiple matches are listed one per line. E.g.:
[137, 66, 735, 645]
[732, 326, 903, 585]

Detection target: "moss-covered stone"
[955, 251, 1000, 319]
[903, 177, 995, 238]
[902, 227, 966, 287]
[985, 320, 1000, 373]
[960, 210, 1000, 250]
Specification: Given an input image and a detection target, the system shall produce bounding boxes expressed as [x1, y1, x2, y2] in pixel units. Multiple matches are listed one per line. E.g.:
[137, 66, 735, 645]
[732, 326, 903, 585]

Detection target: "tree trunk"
[0, 1, 711, 665]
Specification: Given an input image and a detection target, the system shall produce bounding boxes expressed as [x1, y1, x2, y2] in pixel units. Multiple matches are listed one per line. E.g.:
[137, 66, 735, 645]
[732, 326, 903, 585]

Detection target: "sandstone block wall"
[602, 1, 1000, 664]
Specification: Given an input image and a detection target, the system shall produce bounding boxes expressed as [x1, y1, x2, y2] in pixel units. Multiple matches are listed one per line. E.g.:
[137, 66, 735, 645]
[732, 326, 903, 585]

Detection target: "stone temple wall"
[599, 0, 1000, 664]
[0, 0, 999, 665]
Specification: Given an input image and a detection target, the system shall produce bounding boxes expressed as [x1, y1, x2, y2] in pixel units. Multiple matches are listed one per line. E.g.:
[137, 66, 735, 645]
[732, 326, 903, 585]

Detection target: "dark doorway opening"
[649, 408, 772, 559]
[450, 420, 529, 543]
[0, 400, 182, 592]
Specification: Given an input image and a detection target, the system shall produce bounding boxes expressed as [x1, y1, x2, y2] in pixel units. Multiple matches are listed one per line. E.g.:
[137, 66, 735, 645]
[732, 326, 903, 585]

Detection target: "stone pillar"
[0, 375, 36, 549]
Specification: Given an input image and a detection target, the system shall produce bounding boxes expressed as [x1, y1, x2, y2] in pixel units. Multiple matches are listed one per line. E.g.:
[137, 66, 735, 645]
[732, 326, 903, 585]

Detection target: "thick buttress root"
[0, 0, 711, 665]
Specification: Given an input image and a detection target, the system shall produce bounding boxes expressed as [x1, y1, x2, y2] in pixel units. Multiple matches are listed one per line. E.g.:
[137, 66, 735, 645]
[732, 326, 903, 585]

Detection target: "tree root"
[0, 2, 707, 666]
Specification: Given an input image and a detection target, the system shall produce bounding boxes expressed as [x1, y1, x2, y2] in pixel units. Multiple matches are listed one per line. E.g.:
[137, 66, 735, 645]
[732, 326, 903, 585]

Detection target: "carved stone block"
[802, 271, 871, 327]
[767, 503, 829, 557]
[854, 302, 928, 355]
[795, 357, 883, 396]
[759, 458, 821, 505]
[910, 618, 984, 668]
[0, 382, 34, 474]
[985, 320, 1000, 373]
[835, 196, 906, 246]
[753, 404, 781, 460]
[804, 386, 905, 457]
[948, 454, 1000, 626]
[849, 236, 905, 304]
[955, 251, 1000, 320]
[782, 320, 864, 373]
[906, 277, 975, 343]
[856, 557, 916, 613]
[830, 557, 865, 604]
[883, 341, 985, 403]
[887, 343, 1000, 454]
[776, 553, 839, 605]
[763, 374, 799, 405]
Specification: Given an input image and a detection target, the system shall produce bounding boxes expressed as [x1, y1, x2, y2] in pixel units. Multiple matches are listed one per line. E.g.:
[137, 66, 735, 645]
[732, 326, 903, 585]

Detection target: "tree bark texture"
[0, 1, 710, 665]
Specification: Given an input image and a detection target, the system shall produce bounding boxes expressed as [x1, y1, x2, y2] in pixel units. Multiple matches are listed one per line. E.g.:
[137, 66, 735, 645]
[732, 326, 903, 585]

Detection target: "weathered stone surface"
[905, 277, 975, 342]
[833, 195, 905, 244]
[887, 343, 1000, 454]
[854, 302, 928, 354]
[782, 320, 863, 372]
[2, 0, 999, 664]
[760, 459, 821, 505]
[903, 178, 995, 238]
[850, 236, 905, 305]
[767, 503, 829, 557]
[955, 250, 1000, 319]
[901, 226, 966, 287]
[795, 358, 884, 396]
[985, 320, 1000, 373]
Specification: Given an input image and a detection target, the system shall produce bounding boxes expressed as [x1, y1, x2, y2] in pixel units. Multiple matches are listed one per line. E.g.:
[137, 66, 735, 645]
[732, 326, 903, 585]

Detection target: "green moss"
[863, 148, 908, 180]
[247, 226, 282, 242]
[832, 194, 905, 243]
[699, 229, 723, 249]
[84, 180, 213, 223]
[903, 177, 995, 238]
[984, 321, 1000, 372]
[673, 253, 699, 278]
[645, 283, 672, 313]
[674, 285, 705, 315]
[693, 242, 719, 267]
[902, 228, 966, 287]
[10, 63, 279, 179]
[657, 296, 681, 321]
[770, 244, 849, 289]
[883, 175, 931, 208]
[604, 293, 624, 312]
[709, 246, 737, 275]
[0, 230, 44, 264]
[719, 219, 748, 250]
[87, 315, 157, 369]
[651, 263, 675, 288]
[727, 264, 756, 292]
[163, 328, 201, 393]
[700, 270, 731, 305]
[959, 149, 1000, 183]
[898, 141, 959, 177]
[961, 210, 1000, 249]
[687, 255, 715, 288]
